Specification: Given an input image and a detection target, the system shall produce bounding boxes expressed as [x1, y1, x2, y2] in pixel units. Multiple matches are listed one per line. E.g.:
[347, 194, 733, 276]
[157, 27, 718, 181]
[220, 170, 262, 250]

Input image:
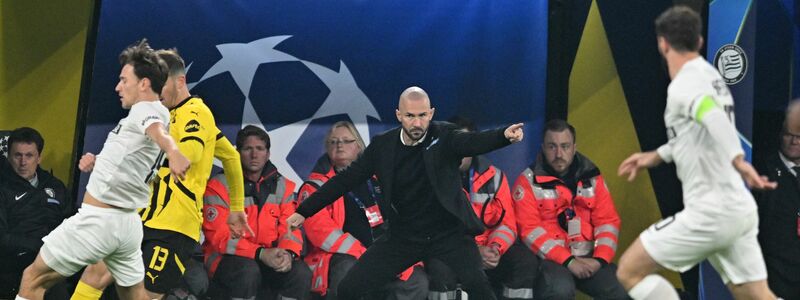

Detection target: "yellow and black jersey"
[140, 96, 244, 241]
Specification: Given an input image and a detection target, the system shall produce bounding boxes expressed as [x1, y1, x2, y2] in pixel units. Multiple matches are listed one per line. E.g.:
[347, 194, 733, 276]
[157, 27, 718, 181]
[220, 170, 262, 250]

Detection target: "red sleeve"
[589, 175, 621, 263]
[203, 178, 261, 259]
[513, 173, 571, 264]
[486, 172, 517, 256]
[298, 181, 366, 258]
[277, 180, 304, 256]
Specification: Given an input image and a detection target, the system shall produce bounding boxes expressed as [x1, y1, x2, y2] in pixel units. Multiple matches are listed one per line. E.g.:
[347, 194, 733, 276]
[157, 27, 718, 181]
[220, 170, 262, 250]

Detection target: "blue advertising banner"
[79, 1, 548, 192]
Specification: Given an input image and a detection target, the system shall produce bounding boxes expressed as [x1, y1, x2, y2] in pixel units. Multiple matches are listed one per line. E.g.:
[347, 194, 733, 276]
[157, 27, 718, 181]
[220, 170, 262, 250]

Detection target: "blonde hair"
[325, 121, 366, 152]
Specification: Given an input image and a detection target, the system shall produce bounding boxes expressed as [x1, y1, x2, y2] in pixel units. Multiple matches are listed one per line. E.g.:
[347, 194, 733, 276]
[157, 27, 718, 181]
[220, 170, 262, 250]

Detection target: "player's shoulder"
[669, 70, 716, 102]
[131, 100, 168, 115]
[128, 101, 169, 125]
[178, 97, 213, 116]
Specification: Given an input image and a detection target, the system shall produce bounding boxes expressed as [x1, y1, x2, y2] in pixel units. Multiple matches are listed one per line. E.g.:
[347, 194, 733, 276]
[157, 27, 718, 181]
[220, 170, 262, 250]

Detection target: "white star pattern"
[188, 36, 381, 188]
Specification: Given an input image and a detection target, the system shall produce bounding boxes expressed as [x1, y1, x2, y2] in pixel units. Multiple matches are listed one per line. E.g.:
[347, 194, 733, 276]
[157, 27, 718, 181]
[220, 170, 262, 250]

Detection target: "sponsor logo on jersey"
[184, 120, 201, 133]
[141, 115, 161, 127]
[111, 123, 122, 134]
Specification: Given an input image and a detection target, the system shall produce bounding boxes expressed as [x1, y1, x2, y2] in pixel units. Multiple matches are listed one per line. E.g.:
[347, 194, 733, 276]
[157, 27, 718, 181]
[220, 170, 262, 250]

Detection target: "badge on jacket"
[365, 205, 383, 227]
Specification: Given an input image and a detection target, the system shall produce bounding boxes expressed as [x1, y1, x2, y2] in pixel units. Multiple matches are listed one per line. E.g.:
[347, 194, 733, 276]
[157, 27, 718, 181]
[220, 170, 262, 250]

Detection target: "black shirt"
[341, 179, 385, 247]
[391, 134, 462, 239]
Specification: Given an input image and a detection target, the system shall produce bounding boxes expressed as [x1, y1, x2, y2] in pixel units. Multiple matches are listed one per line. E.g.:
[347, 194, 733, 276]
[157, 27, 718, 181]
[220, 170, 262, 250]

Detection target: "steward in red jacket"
[298, 121, 427, 299]
[512, 119, 627, 299]
[202, 126, 311, 300]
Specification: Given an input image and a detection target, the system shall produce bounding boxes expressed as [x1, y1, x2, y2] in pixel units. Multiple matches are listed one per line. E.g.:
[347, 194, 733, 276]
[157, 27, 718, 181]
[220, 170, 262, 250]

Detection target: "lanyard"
[348, 179, 376, 209]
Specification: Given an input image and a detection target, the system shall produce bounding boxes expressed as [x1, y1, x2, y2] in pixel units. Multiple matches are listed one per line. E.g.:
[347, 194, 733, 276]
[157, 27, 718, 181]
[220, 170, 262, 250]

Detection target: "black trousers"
[337, 232, 496, 300]
[426, 243, 539, 300]
[536, 260, 628, 300]
[327, 253, 428, 300]
[208, 254, 312, 300]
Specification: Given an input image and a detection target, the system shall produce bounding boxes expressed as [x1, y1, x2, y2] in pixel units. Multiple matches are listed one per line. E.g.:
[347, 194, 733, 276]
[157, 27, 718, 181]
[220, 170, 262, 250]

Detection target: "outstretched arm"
[145, 123, 190, 181]
[618, 151, 663, 182]
[449, 123, 524, 158]
[695, 96, 776, 190]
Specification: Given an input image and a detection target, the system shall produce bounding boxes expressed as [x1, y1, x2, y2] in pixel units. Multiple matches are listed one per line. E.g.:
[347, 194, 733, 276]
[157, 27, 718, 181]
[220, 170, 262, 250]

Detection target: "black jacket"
[296, 121, 511, 235]
[0, 159, 72, 256]
[753, 152, 800, 282]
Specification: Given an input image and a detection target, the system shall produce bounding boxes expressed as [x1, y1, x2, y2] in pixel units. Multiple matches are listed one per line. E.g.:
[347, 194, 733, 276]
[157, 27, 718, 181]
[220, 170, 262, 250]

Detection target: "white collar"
[28, 172, 39, 188]
[399, 128, 428, 146]
[779, 151, 798, 176]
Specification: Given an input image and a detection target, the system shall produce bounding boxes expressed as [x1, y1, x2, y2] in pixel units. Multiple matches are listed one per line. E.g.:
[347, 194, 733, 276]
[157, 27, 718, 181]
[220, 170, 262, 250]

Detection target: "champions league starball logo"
[186, 36, 381, 187]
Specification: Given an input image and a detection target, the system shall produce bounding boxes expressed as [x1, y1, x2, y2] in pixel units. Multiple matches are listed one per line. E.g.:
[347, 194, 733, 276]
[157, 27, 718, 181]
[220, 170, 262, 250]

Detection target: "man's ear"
[140, 77, 152, 92]
[178, 74, 187, 86]
[697, 36, 704, 51]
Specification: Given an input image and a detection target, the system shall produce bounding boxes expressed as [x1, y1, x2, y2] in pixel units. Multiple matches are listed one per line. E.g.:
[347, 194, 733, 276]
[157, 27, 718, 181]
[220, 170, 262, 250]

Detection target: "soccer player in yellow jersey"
[71, 49, 253, 300]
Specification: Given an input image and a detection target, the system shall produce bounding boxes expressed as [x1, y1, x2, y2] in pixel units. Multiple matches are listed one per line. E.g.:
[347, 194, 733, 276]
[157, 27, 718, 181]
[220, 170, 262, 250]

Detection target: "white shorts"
[40, 204, 144, 287]
[640, 208, 766, 285]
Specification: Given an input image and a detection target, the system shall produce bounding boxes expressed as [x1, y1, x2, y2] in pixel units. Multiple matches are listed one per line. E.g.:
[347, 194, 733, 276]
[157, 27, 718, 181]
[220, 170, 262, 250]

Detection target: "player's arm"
[203, 180, 260, 258]
[693, 95, 743, 163]
[173, 106, 211, 164]
[212, 133, 252, 238]
[145, 123, 190, 181]
[214, 134, 244, 211]
[692, 95, 776, 189]
[618, 150, 663, 181]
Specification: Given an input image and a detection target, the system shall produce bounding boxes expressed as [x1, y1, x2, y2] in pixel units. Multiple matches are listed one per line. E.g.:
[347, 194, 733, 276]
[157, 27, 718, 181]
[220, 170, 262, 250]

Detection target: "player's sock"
[15, 295, 30, 300]
[70, 281, 103, 300]
[628, 274, 679, 300]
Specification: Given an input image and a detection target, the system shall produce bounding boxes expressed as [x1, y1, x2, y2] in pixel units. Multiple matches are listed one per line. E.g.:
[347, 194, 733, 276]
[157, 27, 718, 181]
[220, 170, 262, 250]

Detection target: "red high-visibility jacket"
[513, 153, 620, 265]
[298, 156, 416, 295]
[465, 156, 517, 256]
[202, 162, 302, 275]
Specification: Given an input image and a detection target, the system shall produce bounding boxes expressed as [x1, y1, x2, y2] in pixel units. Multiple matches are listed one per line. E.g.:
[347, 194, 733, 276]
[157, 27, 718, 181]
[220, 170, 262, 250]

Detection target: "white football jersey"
[86, 100, 169, 209]
[657, 57, 756, 215]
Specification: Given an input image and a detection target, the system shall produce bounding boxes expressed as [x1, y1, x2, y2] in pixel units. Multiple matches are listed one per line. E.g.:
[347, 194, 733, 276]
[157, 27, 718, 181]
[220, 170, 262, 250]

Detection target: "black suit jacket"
[753, 152, 800, 281]
[296, 121, 511, 235]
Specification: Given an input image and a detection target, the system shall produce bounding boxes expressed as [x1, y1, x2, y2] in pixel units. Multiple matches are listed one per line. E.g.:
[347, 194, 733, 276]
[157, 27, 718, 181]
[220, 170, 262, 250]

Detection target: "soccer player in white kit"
[616, 6, 779, 300]
[16, 39, 191, 300]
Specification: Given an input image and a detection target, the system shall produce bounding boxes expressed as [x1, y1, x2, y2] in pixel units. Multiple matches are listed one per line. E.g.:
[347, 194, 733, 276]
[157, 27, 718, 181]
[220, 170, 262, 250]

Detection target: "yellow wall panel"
[0, 0, 93, 185]
[568, 0, 681, 287]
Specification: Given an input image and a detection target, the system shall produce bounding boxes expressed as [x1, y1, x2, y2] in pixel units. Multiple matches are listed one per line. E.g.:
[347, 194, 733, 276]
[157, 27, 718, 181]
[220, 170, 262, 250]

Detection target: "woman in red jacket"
[298, 121, 428, 300]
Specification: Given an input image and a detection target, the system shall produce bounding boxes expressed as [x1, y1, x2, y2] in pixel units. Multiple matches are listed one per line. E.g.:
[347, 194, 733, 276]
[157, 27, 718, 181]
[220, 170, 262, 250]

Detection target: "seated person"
[513, 119, 627, 299]
[0, 127, 71, 298]
[203, 125, 312, 300]
[752, 99, 800, 299]
[298, 121, 428, 299]
[425, 116, 538, 300]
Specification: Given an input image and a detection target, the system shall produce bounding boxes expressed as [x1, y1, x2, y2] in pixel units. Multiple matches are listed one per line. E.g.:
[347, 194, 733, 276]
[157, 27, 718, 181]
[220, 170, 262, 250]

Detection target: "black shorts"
[141, 227, 198, 294]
